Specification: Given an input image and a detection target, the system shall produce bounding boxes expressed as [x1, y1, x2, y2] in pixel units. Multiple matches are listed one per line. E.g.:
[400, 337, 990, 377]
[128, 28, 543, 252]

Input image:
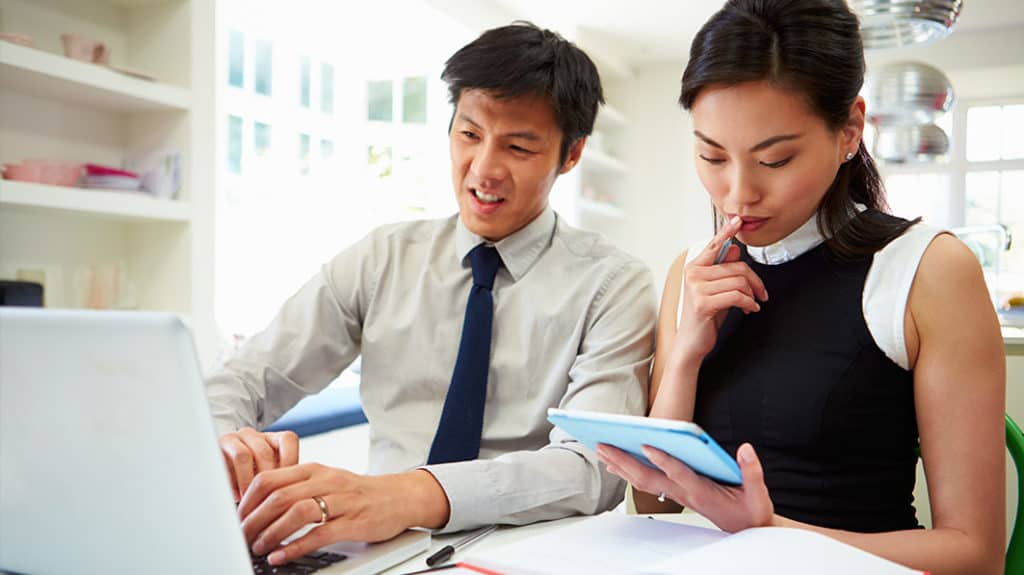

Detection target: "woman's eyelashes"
[699, 155, 726, 165]
[698, 155, 794, 168]
[759, 156, 793, 168]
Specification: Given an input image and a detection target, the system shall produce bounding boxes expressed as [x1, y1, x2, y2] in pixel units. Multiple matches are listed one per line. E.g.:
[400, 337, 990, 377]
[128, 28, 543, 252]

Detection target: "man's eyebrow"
[456, 114, 541, 141]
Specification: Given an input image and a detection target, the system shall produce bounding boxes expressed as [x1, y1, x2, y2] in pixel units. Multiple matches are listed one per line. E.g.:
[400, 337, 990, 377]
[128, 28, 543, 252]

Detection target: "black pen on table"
[425, 524, 497, 566]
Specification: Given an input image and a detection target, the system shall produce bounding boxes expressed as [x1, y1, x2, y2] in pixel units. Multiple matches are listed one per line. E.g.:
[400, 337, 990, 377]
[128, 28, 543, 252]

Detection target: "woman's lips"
[725, 214, 768, 232]
[739, 217, 768, 232]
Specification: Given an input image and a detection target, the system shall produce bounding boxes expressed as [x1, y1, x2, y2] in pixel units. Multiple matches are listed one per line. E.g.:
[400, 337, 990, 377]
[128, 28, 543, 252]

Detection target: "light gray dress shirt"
[205, 207, 657, 532]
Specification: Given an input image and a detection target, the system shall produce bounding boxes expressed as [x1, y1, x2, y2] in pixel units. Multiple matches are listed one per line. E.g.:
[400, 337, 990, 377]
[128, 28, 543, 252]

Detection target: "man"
[206, 21, 657, 567]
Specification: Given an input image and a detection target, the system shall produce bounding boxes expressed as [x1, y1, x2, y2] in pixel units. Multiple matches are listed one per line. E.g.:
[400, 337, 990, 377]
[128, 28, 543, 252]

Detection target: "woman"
[596, 1, 1006, 573]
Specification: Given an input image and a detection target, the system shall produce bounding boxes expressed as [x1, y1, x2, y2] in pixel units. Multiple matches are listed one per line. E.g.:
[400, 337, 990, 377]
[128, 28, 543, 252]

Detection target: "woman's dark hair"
[680, 0, 919, 259]
[441, 21, 604, 167]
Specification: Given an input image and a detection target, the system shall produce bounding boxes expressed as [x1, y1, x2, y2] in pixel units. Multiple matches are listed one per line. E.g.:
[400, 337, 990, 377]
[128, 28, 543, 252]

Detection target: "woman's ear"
[841, 96, 866, 157]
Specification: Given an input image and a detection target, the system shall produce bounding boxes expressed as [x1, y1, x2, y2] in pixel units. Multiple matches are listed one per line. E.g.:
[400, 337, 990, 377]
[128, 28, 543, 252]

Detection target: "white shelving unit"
[583, 145, 628, 177]
[0, 180, 191, 223]
[545, 27, 633, 242]
[0, 40, 191, 111]
[0, 0, 217, 366]
[578, 197, 625, 220]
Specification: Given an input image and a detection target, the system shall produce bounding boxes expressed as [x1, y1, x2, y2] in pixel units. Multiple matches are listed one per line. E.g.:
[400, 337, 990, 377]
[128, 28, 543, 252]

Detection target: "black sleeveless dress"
[694, 224, 921, 533]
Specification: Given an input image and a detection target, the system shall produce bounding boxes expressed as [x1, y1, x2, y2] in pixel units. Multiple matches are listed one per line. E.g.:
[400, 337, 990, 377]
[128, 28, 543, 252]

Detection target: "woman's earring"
[845, 152, 855, 161]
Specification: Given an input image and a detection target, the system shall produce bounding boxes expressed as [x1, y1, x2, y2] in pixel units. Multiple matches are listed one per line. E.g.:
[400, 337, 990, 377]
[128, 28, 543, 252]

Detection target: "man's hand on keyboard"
[237, 463, 449, 566]
[219, 427, 300, 502]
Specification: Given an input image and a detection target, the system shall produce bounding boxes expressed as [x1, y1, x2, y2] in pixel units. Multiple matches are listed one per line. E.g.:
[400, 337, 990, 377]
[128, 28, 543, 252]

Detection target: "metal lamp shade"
[866, 62, 955, 126]
[854, 0, 963, 49]
[873, 124, 950, 163]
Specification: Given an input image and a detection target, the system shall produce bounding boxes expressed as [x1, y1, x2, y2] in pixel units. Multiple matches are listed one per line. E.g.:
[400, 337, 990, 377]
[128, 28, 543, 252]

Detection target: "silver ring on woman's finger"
[657, 492, 666, 503]
[312, 495, 330, 525]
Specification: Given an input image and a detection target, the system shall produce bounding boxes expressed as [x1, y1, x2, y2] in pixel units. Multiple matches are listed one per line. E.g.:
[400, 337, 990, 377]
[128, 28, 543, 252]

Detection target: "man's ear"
[559, 137, 587, 175]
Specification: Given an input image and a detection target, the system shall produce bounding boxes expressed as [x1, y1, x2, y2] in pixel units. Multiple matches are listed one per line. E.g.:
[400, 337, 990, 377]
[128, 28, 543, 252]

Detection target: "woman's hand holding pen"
[673, 215, 769, 365]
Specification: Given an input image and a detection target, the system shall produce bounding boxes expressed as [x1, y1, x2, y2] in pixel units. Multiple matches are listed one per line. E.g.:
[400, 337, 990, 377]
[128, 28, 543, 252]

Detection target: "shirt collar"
[745, 204, 866, 265]
[455, 207, 556, 282]
[745, 213, 824, 265]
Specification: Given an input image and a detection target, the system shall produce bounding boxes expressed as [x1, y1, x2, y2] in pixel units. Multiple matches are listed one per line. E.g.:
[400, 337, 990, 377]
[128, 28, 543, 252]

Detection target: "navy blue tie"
[427, 244, 503, 464]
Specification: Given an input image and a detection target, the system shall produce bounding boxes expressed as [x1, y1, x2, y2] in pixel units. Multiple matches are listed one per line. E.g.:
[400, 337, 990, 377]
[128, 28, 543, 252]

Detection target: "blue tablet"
[547, 408, 742, 485]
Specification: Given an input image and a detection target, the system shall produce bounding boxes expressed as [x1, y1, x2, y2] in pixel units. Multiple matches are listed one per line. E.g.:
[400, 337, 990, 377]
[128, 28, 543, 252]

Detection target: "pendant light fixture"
[853, 0, 963, 49]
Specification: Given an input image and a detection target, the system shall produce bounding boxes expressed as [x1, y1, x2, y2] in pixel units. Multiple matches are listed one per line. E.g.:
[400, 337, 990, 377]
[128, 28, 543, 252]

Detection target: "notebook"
[462, 512, 926, 575]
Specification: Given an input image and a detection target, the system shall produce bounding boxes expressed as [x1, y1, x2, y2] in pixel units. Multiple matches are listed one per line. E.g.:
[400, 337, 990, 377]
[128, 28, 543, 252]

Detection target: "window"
[298, 133, 311, 175]
[299, 56, 311, 108]
[883, 99, 1024, 310]
[368, 80, 393, 122]
[228, 30, 244, 88]
[253, 39, 273, 96]
[254, 122, 271, 157]
[217, 0, 472, 341]
[321, 63, 335, 115]
[227, 115, 243, 173]
[402, 76, 428, 124]
[320, 138, 334, 160]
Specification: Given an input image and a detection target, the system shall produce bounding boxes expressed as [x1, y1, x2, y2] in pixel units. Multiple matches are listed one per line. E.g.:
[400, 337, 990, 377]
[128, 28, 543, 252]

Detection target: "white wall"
[618, 61, 712, 294]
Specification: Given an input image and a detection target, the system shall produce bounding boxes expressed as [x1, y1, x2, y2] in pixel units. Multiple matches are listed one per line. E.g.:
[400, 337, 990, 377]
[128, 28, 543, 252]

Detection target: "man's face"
[450, 89, 582, 241]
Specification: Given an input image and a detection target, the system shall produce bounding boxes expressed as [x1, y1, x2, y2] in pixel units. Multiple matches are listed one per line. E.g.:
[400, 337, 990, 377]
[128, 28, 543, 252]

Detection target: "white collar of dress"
[745, 204, 866, 265]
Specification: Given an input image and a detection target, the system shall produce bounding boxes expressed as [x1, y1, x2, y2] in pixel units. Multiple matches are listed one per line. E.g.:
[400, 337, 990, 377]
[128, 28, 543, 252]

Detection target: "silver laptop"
[0, 309, 429, 574]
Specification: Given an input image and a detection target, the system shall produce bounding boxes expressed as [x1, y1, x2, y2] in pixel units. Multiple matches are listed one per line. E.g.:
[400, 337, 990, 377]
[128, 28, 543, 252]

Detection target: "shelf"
[0, 180, 190, 223]
[582, 149, 628, 176]
[595, 104, 629, 131]
[578, 198, 625, 219]
[0, 41, 191, 112]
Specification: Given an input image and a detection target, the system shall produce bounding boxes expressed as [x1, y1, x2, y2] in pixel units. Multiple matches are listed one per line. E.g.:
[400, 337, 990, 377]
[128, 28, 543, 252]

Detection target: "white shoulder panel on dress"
[863, 223, 947, 371]
[676, 238, 712, 329]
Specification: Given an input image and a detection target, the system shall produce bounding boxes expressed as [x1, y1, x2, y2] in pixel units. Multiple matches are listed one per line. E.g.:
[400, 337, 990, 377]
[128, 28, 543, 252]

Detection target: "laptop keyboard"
[251, 550, 347, 574]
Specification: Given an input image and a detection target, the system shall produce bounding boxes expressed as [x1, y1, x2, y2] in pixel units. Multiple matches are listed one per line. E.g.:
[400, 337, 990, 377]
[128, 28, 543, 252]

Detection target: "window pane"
[254, 39, 273, 96]
[885, 173, 951, 226]
[254, 122, 271, 157]
[966, 106, 1001, 162]
[1001, 171, 1024, 286]
[1002, 105, 1024, 160]
[299, 56, 311, 108]
[299, 133, 311, 175]
[368, 80, 393, 122]
[228, 30, 244, 88]
[227, 115, 243, 174]
[320, 139, 334, 159]
[321, 63, 334, 115]
[965, 171, 1000, 226]
[402, 76, 427, 124]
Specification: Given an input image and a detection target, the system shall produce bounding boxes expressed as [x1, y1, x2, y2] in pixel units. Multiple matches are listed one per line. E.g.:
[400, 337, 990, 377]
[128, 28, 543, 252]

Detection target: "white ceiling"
[492, 0, 1024, 64]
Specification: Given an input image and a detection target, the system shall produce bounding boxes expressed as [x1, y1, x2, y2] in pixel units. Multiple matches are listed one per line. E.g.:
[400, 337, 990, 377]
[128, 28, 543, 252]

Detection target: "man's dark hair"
[441, 21, 604, 167]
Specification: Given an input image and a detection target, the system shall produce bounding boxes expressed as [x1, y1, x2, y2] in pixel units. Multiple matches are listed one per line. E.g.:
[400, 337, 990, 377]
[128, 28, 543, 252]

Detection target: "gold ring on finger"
[312, 495, 329, 525]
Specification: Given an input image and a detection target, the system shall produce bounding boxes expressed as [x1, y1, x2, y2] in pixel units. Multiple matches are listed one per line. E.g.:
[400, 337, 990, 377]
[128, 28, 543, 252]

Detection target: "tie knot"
[468, 245, 502, 290]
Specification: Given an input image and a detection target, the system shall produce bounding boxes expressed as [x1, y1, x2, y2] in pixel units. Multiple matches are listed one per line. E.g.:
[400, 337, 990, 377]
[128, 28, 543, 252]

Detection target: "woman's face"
[690, 81, 863, 246]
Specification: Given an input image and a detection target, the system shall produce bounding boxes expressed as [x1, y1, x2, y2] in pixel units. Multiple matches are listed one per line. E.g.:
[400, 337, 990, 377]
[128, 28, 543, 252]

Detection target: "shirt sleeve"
[421, 258, 658, 532]
[204, 232, 379, 437]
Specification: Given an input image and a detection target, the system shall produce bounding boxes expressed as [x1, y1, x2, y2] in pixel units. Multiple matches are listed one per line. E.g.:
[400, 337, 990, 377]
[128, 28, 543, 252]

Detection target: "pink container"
[60, 33, 108, 64]
[2, 160, 83, 187]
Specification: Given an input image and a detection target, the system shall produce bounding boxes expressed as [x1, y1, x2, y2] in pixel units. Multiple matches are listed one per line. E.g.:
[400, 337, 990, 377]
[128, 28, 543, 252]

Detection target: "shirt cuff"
[211, 417, 241, 438]
[418, 461, 500, 533]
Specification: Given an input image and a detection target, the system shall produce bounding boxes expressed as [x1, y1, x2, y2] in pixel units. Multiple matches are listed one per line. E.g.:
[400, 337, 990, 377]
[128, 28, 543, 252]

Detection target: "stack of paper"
[462, 513, 925, 575]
